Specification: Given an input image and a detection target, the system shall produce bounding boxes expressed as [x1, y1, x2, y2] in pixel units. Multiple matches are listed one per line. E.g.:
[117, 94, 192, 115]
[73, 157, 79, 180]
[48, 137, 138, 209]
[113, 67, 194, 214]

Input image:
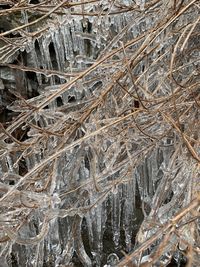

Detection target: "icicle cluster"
[0, 0, 199, 266]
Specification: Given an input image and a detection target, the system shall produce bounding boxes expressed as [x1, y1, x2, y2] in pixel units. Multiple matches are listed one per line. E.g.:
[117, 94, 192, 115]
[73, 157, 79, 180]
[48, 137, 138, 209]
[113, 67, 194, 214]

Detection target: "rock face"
[0, 1, 199, 267]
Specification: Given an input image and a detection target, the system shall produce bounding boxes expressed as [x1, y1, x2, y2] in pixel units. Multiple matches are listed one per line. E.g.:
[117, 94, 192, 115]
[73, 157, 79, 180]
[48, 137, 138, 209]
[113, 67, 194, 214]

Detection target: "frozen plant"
[0, 0, 199, 266]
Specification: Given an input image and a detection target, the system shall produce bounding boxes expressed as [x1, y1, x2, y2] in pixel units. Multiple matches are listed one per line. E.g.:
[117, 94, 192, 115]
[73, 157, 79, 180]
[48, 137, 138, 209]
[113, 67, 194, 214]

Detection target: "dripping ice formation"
[0, 0, 199, 266]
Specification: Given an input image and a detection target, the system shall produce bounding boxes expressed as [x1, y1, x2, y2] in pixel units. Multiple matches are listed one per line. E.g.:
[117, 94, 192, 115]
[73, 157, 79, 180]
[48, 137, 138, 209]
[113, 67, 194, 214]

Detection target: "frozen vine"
[0, 0, 199, 266]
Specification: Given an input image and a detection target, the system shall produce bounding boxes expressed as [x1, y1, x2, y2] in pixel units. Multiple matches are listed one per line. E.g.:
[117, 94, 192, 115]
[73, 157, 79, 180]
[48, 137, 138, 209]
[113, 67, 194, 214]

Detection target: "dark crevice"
[56, 96, 63, 107]
[68, 95, 76, 103]
[0, 4, 12, 10]
[30, 0, 40, 4]
[49, 42, 58, 70]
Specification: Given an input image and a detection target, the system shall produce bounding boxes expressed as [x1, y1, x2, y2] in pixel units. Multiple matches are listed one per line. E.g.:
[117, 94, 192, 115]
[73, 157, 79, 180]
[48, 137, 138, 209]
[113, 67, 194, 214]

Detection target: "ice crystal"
[0, 0, 199, 266]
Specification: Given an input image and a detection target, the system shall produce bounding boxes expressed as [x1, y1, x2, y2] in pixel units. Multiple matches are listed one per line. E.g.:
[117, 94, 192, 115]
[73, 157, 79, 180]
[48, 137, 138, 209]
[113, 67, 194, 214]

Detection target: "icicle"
[60, 24, 74, 61]
[29, 45, 42, 85]
[46, 218, 62, 263]
[86, 201, 107, 266]
[122, 179, 136, 252]
[70, 21, 79, 53]
[6, 155, 14, 173]
[110, 190, 121, 249]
